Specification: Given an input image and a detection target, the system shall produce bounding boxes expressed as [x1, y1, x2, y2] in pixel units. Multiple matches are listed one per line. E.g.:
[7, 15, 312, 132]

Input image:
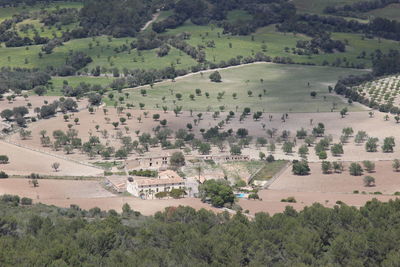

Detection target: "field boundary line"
[264, 162, 291, 189]
[0, 139, 104, 172]
[248, 164, 268, 184]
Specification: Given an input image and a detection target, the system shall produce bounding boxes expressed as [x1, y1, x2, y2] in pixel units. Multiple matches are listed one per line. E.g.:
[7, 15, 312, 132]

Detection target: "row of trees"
[153, 0, 296, 36]
[324, 0, 399, 17]
[279, 14, 400, 42]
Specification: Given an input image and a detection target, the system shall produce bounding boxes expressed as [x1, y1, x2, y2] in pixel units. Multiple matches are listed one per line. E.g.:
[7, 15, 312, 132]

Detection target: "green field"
[367, 3, 400, 21]
[251, 160, 288, 181]
[16, 19, 78, 39]
[162, 22, 398, 68]
[0, 35, 197, 71]
[1, 16, 398, 72]
[106, 63, 368, 112]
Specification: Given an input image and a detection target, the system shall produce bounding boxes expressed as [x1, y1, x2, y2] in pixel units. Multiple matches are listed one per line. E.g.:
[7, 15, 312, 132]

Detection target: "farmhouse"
[126, 152, 251, 171]
[127, 170, 185, 199]
[126, 150, 183, 170]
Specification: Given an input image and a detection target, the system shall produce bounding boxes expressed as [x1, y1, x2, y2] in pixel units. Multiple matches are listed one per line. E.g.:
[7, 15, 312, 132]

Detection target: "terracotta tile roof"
[134, 177, 185, 187]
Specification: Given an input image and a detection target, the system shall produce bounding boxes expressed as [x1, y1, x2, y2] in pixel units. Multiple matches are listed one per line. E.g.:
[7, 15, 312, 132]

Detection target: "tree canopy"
[1, 196, 400, 265]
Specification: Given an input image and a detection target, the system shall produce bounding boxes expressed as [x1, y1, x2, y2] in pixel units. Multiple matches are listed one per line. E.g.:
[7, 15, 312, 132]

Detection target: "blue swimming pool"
[235, 193, 246, 198]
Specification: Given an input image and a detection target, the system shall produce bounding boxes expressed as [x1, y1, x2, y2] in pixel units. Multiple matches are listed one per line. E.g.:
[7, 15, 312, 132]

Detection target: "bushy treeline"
[152, 0, 295, 35]
[296, 33, 345, 54]
[2, 195, 400, 265]
[0, 67, 51, 94]
[279, 14, 400, 41]
[42, 51, 93, 76]
[40, 7, 79, 26]
[0, 0, 154, 47]
[78, 0, 154, 37]
[0, 0, 80, 7]
[372, 49, 400, 76]
[220, 0, 296, 35]
[324, 0, 400, 17]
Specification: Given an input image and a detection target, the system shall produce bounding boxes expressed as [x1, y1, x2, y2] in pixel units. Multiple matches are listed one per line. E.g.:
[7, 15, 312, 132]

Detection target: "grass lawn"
[251, 160, 288, 181]
[107, 63, 368, 112]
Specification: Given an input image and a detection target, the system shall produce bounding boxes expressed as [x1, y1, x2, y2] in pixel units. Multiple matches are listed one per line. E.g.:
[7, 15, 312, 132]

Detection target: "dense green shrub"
[128, 169, 157, 177]
[0, 171, 9, 178]
[0, 196, 400, 265]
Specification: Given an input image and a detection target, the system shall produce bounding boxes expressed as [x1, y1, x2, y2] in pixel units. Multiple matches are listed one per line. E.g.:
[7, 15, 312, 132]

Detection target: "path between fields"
[141, 11, 160, 31]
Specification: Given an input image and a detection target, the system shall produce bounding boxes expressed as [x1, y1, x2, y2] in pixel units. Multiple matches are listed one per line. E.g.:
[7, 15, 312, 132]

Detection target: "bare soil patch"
[239, 190, 396, 215]
[0, 178, 216, 215]
[270, 161, 400, 194]
[0, 178, 114, 200]
[0, 141, 102, 176]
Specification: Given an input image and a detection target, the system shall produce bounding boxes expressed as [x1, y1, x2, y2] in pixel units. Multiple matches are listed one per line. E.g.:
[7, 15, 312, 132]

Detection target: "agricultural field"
[0, 35, 198, 71]
[250, 160, 288, 182]
[162, 23, 398, 68]
[270, 161, 400, 195]
[10, 95, 400, 166]
[0, 0, 399, 219]
[2, 1, 400, 265]
[16, 18, 78, 39]
[0, 141, 101, 177]
[0, 95, 87, 115]
[1, 21, 398, 72]
[351, 74, 400, 108]
[108, 63, 368, 112]
[367, 3, 400, 21]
